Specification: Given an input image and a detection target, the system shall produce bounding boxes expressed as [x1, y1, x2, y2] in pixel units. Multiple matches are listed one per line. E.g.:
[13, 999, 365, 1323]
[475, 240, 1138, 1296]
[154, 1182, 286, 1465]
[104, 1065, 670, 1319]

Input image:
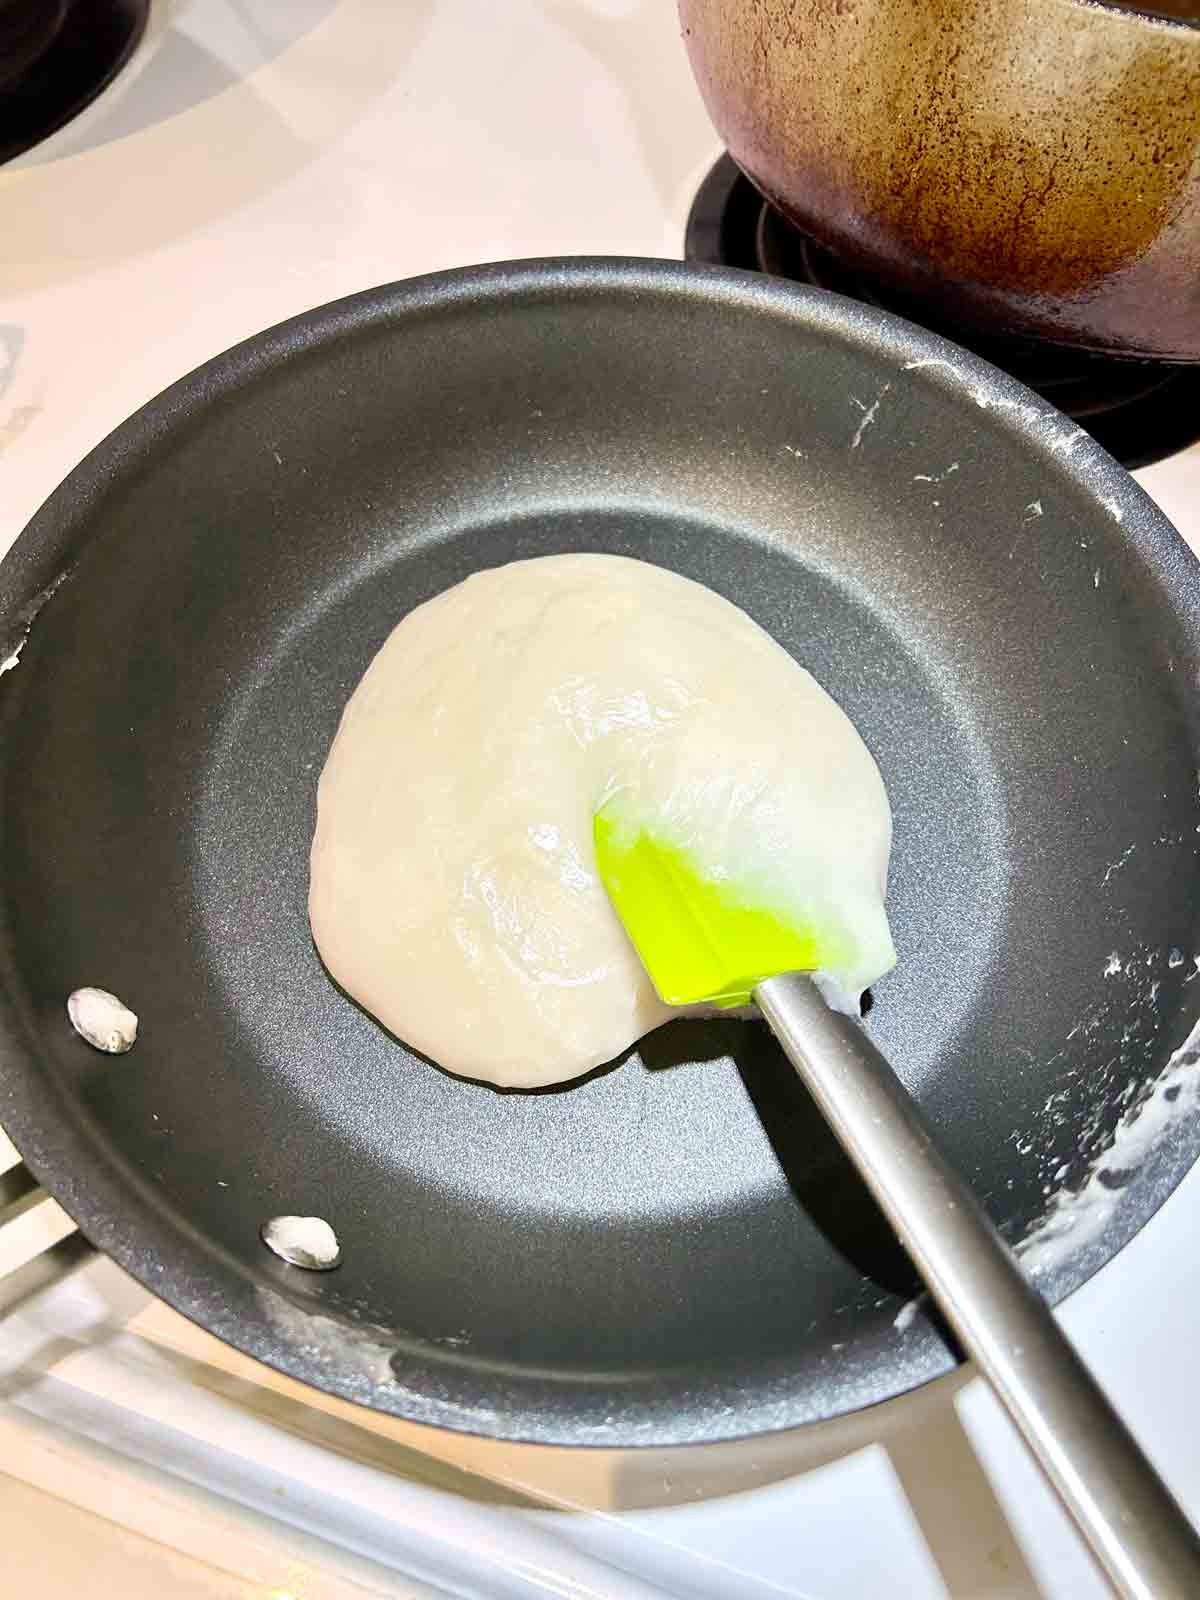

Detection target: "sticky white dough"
[310, 554, 895, 1088]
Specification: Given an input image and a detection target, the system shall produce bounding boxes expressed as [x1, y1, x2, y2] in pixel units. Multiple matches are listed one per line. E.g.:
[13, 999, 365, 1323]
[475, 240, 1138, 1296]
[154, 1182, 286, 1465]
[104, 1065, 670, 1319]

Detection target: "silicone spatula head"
[593, 795, 840, 1008]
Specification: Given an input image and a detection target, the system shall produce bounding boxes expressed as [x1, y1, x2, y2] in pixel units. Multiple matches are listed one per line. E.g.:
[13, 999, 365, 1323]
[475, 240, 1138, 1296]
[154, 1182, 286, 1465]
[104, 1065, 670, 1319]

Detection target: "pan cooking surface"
[0, 261, 1197, 1443]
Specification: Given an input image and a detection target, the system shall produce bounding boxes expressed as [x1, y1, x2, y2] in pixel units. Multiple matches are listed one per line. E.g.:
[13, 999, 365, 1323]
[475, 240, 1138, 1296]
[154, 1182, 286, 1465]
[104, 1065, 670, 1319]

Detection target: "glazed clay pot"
[679, 0, 1200, 358]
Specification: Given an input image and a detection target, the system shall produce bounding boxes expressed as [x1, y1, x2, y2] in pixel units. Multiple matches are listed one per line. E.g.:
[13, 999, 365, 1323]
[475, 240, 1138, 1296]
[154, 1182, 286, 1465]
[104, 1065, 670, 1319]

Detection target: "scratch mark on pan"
[913, 461, 960, 483]
[849, 381, 892, 450]
[903, 357, 958, 374]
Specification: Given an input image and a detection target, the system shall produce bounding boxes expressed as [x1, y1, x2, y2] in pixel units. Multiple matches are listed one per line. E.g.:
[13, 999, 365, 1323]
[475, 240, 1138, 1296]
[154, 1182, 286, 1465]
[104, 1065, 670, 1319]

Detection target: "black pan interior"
[0, 260, 1198, 1444]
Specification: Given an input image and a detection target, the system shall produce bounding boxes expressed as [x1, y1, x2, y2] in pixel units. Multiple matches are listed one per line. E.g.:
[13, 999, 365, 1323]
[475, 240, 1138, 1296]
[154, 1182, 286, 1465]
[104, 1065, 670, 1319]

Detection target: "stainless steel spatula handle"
[755, 972, 1200, 1600]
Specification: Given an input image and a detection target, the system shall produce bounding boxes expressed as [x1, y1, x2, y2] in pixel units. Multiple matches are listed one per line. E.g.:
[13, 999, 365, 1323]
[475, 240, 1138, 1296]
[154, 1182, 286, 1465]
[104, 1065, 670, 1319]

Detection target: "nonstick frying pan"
[0, 260, 1198, 1446]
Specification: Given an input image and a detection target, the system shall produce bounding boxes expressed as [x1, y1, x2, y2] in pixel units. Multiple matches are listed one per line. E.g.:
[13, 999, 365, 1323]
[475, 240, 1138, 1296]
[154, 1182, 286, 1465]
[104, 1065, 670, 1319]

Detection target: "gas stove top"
[2, 5, 1199, 1598]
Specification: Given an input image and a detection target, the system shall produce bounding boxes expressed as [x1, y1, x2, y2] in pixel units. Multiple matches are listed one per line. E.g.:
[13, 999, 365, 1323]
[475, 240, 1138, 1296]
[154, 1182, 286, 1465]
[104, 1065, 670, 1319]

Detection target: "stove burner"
[0, 0, 149, 165]
[686, 155, 1200, 471]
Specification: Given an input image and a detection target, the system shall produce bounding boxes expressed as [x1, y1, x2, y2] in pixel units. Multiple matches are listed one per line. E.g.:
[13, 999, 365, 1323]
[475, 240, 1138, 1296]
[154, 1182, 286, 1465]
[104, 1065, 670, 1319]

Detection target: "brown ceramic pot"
[679, 0, 1200, 359]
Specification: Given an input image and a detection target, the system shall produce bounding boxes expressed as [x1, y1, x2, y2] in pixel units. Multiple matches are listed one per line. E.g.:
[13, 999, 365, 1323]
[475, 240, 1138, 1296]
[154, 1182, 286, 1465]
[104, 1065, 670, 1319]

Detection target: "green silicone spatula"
[593, 796, 1200, 1600]
[592, 800, 832, 1008]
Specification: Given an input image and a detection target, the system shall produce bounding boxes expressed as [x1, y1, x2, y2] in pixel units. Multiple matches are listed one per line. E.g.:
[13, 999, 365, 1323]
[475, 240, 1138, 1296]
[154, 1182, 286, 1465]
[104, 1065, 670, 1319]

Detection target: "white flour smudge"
[1104, 953, 1123, 977]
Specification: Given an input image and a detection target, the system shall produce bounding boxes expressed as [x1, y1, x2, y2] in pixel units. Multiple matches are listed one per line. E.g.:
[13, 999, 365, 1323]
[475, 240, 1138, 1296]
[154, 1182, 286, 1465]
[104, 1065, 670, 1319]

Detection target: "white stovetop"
[2, 4, 1200, 1597]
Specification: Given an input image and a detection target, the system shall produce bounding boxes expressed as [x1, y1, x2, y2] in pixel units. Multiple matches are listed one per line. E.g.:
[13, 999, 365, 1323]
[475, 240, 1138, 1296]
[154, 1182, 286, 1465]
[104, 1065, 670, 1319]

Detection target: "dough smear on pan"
[310, 554, 895, 1088]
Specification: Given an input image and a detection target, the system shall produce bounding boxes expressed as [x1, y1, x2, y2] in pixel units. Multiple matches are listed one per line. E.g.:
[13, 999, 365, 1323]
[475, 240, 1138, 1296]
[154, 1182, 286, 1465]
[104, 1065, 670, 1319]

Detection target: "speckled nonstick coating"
[0, 260, 1197, 1444]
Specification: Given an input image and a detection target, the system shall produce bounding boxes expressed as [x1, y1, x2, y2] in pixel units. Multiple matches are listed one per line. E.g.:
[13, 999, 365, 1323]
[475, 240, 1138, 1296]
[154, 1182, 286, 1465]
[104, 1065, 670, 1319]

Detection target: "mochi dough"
[310, 554, 895, 1088]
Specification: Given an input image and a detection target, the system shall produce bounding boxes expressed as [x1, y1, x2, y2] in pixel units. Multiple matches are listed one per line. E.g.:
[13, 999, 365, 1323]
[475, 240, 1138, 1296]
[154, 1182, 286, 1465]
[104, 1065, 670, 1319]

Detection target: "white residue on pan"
[967, 388, 1046, 429]
[260, 1214, 341, 1271]
[0, 567, 73, 676]
[1018, 958, 1200, 1282]
[1049, 426, 1090, 456]
[967, 389, 1089, 461]
[893, 1294, 925, 1332]
[253, 1289, 504, 1425]
[67, 986, 138, 1053]
[1103, 953, 1123, 977]
[898, 356, 1099, 472]
[849, 381, 893, 450]
[1101, 844, 1136, 885]
[255, 1284, 399, 1389]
